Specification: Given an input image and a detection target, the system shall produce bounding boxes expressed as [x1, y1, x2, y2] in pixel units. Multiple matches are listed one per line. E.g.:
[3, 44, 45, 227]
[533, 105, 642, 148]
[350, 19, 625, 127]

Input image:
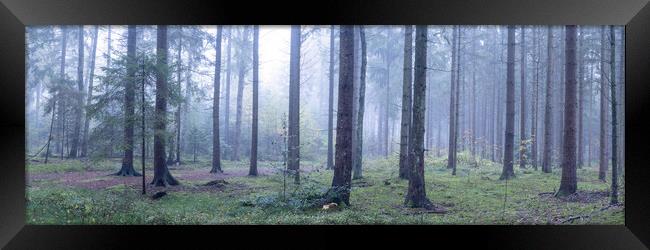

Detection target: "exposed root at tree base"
[111, 169, 142, 177]
[402, 201, 449, 214]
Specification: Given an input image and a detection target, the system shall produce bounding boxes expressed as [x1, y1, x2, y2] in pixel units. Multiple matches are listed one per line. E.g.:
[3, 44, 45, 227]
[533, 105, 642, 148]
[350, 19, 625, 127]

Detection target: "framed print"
[1, 0, 649, 248]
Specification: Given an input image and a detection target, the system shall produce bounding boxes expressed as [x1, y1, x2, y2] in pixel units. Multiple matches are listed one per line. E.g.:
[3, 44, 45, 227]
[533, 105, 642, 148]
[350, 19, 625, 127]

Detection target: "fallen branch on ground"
[560, 204, 621, 224]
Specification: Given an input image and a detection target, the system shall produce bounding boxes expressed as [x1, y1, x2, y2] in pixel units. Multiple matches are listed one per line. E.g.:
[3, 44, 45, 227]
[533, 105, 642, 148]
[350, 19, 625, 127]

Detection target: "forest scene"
[25, 25, 624, 225]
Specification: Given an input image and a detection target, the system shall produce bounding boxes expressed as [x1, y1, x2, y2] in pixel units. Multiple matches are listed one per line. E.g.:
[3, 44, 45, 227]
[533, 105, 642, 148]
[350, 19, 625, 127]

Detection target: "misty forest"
[25, 25, 624, 224]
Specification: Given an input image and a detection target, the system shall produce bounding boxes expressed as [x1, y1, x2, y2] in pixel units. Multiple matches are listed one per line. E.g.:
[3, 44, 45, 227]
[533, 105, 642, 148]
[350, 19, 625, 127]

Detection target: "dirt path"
[28, 165, 318, 191]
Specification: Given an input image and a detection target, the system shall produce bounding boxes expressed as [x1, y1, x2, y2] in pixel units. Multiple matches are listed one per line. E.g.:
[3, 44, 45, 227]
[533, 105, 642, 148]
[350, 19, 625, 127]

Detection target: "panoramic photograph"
[25, 25, 624, 225]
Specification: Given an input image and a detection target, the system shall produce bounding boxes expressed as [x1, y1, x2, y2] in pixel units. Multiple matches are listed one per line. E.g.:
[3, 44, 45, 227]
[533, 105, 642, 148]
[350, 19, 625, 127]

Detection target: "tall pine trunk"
[211, 26, 223, 173]
[81, 26, 98, 157]
[531, 26, 540, 170]
[447, 26, 458, 170]
[327, 25, 335, 170]
[224, 28, 232, 160]
[598, 26, 608, 181]
[577, 27, 585, 169]
[452, 28, 462, 175]
[609, 25, 619, 204]
[249, 26, 259, 176]
[69, 26, 84, 158]
[288, 25, 301, 183]
[233, 30, 246, 162]
[542, 26, 554, 173]
[556, 25, 578, 197]
[352, 27, 367, 180]
[519, 26, 527, 169]
[115, 25, 141, 176]
[399, 25, 413, 179]
[329, 25, 354, 206]
[405, 25, 432, 208]
[151, 25, 179, 187]
[384, 30, 391, 158]
[500, 25, 516, 180]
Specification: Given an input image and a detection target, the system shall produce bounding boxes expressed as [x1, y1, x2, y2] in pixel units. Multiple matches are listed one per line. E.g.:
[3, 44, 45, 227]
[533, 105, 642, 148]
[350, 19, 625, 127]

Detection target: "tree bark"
[211, 26, 223, 173]
[288, 25, 301, 184]
[81, 26, 98, 158]
[542, 26, 554, 173]
[599, 26, 608, 181]
[399, 25, 413, 179]
[56, 27, 68, 158]
[115, 25, 141, 176]
[329, 25, 354, 206]
[327, 25, 336, 170]
[172, 27, 182, 165]
[249, 25, 259, 176]
[556, 25, 578, 197]
[405, 25, 432, 208]
[224, 28, 232, 160]
[233, 28, 247, 162]
[384, 29, 391, 158]
[453, 27, 462, 175]
[577, 27, 585, 169]
[447, 26, 458, 170]
[531, 26, 540, 170]
[609, 25, 619, 204]
[151, 25, 179, 187]
[500, 25, 516, 180]
[352, 27, 367, 180]
[69, 26, 84, 158]
[519, 26, 527, 169]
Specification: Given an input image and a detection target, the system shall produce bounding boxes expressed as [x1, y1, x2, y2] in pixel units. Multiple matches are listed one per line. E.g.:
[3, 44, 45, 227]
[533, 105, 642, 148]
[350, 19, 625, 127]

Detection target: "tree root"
[112, 168, 142, 177]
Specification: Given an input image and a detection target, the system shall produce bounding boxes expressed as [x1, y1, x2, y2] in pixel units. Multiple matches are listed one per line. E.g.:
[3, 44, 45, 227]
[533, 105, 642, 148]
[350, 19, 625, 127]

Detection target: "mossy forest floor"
[26, 152, 624, 225]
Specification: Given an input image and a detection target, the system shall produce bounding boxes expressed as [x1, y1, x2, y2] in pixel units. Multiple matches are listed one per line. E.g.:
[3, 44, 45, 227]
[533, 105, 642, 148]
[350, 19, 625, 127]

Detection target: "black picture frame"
[1, 0, 648, 249]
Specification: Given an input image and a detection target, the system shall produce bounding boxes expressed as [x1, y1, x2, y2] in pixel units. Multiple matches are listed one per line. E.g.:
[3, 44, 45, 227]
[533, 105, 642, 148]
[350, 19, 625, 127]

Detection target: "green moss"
[26, 155, 624, 225]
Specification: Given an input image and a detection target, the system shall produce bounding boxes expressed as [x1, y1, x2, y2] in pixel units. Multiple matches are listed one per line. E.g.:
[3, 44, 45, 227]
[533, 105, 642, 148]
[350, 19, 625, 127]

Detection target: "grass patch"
[26, 154, 624, 225]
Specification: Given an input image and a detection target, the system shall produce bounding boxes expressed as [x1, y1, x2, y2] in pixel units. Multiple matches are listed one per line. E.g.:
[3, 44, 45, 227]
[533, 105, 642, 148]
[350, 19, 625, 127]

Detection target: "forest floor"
[26, 152, 624, 225]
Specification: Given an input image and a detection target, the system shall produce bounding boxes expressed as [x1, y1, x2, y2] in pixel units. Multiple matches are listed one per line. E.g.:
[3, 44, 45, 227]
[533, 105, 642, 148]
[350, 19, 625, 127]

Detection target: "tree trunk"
[384, 31, 391, 159]
[288, 25, 301, 184]
[327, 25, 336, 170]
[151, 25, 179, 187]
[405, 25, 432, 208]
[45, 100, 56, 164]
[500, 25, 516, 180]
[233, 31, 246, 162]
[69, 26, 84, 158]
[211, 26, 223, 173]
[453, 27, 462, 175]
[471, 64, 477, 159]
[598, 26, 608, 181]
[617, 27, 624, 173]
[542, 26, 554, 173]
[81, 26, 98, 158]
[115, 25, 141, 176]
[531, 26, 540, 170]
[224, 28, 232, 160]
[249, 25, 259, 176]
[556, 25, 578, 197]
[519, 26, 527, 169]
[577, 27, 585, 169]
[609, 25, 619, 204]
[399, 25, 413, 179]
[57, 27, 68, 159]
[105, 26, 114, 158]
[352, 27, 367, 180]
[447, 26, 458, 170]
[329, 25, 354, 206]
